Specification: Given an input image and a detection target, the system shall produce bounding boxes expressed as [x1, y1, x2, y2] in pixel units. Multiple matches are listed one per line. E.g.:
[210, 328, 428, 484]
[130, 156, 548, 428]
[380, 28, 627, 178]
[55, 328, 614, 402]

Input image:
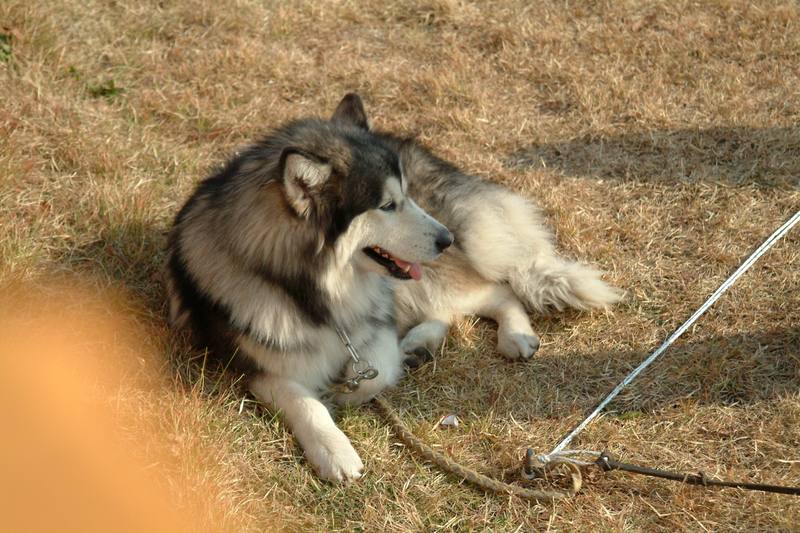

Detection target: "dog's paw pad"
[403, 346, 433, 369]
[498, 332, 540, 360]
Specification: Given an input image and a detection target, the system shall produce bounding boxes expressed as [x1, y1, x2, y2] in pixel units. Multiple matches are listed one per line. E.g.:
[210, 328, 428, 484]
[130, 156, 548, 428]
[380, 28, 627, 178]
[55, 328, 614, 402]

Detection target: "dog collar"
[333, 326, 379, 393]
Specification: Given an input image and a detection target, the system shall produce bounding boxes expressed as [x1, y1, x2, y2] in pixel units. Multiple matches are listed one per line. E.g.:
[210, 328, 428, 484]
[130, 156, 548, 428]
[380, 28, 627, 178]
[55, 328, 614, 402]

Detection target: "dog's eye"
[379, 201, 396, 212]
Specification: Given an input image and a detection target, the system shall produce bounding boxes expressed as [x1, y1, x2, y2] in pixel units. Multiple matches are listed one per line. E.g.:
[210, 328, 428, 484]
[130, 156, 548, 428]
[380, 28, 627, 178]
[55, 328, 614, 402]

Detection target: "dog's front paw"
[403, 346, 433, 369]
[399, 319, 448, 366]
[497, 331, 540, 360]
[304, 431, 364, 483]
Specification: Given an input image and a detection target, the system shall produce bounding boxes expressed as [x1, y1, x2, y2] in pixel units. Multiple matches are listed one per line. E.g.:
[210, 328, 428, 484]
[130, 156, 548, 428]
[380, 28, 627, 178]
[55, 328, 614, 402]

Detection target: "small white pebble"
[438, 414, 459, 428]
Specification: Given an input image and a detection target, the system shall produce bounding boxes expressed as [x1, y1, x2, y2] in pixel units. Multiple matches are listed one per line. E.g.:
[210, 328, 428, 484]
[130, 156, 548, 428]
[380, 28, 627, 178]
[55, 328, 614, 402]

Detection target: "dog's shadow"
[393, 324, 800, 471]
[54, 217, 218, 383]
[62, 217, 169, 308]
[505, 126, 800, 187]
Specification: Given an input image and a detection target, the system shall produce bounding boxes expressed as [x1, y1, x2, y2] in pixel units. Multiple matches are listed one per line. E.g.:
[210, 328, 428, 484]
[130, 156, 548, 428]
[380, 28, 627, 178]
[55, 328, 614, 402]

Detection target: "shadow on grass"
[562, 327, 799, 413]
[506, 126, 800, 188]
[53, 219, 222, 384]
[403, 326, 800, 425]
[62, 218, 169, 307]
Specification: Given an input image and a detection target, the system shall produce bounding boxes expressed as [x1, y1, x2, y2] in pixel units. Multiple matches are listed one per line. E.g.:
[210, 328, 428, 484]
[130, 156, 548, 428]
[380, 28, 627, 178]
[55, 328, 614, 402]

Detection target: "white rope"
[549, 209, 800, 456]
[540, 450, 600, 467]
[522, 449, 600, 478]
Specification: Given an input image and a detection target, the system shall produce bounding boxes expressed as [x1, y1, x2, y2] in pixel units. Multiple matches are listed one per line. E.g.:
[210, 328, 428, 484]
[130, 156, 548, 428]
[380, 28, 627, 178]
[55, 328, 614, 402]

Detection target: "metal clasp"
[335, 326, 380, 393]
[341, 361, 379, 392]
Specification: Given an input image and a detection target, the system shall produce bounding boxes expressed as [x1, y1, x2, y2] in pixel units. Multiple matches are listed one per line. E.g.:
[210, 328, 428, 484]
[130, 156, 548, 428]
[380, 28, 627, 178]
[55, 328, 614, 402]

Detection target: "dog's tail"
[508, 256, 623, 313]
[452, 189, 622, 313]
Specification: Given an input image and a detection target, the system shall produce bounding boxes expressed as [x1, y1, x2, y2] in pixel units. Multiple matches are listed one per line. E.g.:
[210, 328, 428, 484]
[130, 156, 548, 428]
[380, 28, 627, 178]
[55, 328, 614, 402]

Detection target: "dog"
[165, 94, 622, 483]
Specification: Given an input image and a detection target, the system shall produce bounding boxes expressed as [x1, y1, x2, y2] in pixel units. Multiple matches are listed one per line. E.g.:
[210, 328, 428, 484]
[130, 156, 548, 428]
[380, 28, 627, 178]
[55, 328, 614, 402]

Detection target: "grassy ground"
[2, 0, 799, 530]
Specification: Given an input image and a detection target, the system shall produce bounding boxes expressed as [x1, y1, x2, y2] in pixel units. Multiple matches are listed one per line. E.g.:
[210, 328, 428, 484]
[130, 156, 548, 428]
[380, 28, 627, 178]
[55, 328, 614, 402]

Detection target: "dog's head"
[278, 94, 452, 280]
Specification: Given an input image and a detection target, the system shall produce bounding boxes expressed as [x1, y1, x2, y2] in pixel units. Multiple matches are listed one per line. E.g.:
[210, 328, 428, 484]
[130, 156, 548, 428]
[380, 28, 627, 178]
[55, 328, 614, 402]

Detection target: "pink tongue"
[392, 258, 423, 281]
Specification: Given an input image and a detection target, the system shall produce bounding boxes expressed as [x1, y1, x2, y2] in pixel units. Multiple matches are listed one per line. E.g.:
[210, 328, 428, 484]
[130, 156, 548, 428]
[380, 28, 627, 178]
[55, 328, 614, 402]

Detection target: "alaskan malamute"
[166, 94, 622, 482]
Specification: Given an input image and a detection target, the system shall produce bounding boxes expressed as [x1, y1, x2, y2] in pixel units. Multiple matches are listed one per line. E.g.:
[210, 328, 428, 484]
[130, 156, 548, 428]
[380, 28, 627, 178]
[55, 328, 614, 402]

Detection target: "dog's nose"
[435, 230, 454, 253]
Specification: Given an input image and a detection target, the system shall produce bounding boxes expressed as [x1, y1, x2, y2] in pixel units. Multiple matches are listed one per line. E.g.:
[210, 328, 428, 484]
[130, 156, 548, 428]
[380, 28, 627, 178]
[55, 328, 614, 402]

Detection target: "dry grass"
[1, 0, 799, 530]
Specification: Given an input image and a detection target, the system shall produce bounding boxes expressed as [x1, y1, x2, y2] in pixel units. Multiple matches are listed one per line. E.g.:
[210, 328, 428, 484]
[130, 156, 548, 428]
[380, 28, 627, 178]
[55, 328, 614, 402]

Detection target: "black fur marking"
[322, 132, 401, 244]
[250, 263, 331, 326]
[167, 246, 258, 374]
[169, 241, 308, 366]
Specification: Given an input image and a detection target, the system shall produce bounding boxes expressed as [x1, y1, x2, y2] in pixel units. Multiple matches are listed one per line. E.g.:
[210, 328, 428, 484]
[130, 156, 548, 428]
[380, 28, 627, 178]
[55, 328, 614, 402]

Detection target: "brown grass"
[1, 0, 799, 530]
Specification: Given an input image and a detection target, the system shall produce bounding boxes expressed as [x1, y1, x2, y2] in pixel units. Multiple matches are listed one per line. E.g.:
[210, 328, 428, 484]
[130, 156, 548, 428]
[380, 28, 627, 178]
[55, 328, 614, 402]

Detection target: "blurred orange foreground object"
[0, 279, 198, 533]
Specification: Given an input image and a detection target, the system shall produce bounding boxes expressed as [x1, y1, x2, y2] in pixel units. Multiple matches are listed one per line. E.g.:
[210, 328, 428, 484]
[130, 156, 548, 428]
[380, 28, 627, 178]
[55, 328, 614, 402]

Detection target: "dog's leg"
[478, 285, 540, 360]
[399, 318, 450, 365]
[249, 373, 364, 483]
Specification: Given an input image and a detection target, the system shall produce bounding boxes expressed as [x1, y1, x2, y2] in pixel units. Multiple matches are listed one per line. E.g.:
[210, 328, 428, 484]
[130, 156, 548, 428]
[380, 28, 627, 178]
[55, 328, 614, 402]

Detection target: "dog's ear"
[280, 150, 332, 218]
[331, 93, 370, 130]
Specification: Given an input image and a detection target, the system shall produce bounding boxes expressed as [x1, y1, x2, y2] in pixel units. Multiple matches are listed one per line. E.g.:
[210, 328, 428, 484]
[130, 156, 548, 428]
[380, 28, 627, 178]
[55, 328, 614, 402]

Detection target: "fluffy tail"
[508, 256, 624, 313]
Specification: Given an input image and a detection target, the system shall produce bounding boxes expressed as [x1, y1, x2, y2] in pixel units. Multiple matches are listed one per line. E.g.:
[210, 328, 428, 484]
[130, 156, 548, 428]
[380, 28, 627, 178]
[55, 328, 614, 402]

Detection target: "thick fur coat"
[166, 94, 622, 482]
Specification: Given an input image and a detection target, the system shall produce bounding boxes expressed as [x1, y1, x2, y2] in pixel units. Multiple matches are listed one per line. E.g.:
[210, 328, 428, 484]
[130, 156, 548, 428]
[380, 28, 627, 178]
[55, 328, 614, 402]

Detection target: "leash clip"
[335, 326, 380, 393]
[341, 361, 379, 392]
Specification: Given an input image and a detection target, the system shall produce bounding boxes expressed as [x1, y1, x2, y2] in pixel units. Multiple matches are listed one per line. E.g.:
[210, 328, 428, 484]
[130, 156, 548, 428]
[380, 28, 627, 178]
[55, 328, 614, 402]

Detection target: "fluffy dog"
[166, 94, 621, 482]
